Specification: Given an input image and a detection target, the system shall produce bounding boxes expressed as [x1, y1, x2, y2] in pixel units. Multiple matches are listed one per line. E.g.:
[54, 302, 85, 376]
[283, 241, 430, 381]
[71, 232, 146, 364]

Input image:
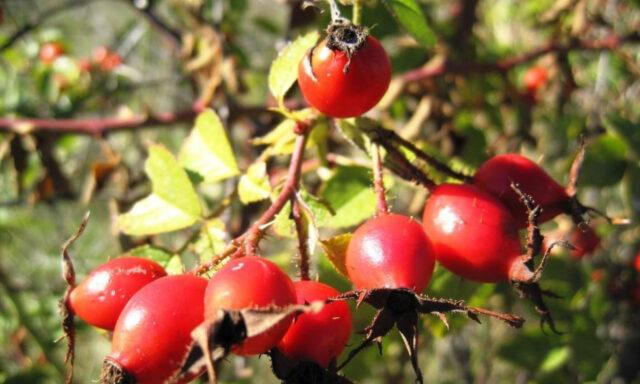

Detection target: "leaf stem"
[352, 0, 362, 26]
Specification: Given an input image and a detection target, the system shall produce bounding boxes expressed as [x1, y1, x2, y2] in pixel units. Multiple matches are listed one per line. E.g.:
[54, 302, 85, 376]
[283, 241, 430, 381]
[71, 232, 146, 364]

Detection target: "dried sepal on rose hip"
[204, 256, 297, 355]
[298, 19, 391, 118]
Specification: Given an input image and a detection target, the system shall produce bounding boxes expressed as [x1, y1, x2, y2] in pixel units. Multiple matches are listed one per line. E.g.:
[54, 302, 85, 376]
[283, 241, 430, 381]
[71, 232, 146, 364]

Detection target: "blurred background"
[1, 0, 639, 383]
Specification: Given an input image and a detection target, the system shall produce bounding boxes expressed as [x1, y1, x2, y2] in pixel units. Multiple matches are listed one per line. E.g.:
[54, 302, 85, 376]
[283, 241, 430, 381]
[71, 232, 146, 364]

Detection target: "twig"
[402, 31, 640, 83]
[0, 0, 98, 52]
[371, 144, 389, 215]
[566, 137, 587, 197]
[60, 212, 91, 384]
[244, 131, 310, 256]
[291, 196, 310, 280]
[0, 107, 200, 135]
[125, 0, 182, 48]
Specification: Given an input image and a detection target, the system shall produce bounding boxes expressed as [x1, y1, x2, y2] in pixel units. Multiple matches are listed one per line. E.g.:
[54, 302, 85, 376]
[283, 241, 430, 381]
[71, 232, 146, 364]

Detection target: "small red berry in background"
[298, 21, 391, 118]
[569, 225, 601, 259]
[346, 214, 435, 292]
[473, 153, 569, 228]
[422, 184, 529, 283]
[105, 274, 207, 384]
[39, 42, 65, 65]
[277, 280, 352, 368]
[204, 256, 297, 355]
[523, 66, 548, 93]
[78, 58, 92, 72]
[590, 269, 605, 283]
[93, 46, 122, 71]
[634, 252, 640, 273]
[68, 257, 166, 330]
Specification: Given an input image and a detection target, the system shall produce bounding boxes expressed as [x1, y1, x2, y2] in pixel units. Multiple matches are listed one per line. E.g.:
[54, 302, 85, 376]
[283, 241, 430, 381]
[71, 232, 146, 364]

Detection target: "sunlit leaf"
[118, 145, 201, 235]
[238, 161, 272, 204]
[179, 109, 239, 184]
[268, 31, 319, 104]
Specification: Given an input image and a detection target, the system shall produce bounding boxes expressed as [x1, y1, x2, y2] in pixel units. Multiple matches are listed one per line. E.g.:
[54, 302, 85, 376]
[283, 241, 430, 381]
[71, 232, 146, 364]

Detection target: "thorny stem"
[371, 144, 389, 215]
[360, 122, 470, 183]
[192, 128, 312, 275]
[244, 130, 310, 256]
[352, 0, 362, 26]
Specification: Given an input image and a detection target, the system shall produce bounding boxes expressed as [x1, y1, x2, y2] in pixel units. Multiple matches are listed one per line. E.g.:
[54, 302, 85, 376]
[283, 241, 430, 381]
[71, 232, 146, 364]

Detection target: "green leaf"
[179, 109, 239, 184]
[606, 114, 640, 159]
[579, 135, 628, 187]
[118, 145, 202, 235]
[383, 0, 437, 48]
[268, 31, 319, 104]
[320, 166, 376, 228]
[272, 189, 334, 237]
[193, 218, 229, 264]
[320, 233, 352, 278]
[127, 245, 184, 275]
[540, 347, 571, 373]
[238, 161, 272, 204]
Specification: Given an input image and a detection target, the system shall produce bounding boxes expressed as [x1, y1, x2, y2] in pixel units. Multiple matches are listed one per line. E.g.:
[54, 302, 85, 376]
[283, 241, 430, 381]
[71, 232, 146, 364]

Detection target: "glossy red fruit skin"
[634, 253, 640, 273]
[68, 257, 166, 330]
[422, 184, 523, 283]
[277, 281, 352, 368]
[107, 274, 207, 384]
[473, 154, 569, 228]
[346, 214, 435, 292]
[523, 66, 548, 93]
[39, 42, 65, 64]
[204, 256, 297, 355]
[298, 36, 391, 118]
[569, 226, 601, 259]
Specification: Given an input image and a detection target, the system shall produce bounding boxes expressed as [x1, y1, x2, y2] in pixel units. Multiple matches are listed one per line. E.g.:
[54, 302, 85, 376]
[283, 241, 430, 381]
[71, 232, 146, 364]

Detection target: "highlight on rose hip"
[0, 0, 639, 383]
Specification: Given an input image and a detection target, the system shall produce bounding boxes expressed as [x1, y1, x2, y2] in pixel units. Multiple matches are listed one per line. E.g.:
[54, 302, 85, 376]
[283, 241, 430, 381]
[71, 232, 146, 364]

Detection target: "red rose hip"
[473, 154, 569, 228]
[298, 23, 391, 118]
[204, 256, 297, 355]
[422, 184, 531, 283]
[346, 214, 435, 292]
[277, 281, 352, 367]
[68, 257, 166, 330]
[104, 274, 207, 384]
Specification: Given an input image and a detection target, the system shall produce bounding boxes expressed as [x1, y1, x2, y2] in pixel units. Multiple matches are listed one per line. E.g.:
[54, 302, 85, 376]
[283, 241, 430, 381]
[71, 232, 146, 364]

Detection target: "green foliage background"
[1, 0, 639, 383]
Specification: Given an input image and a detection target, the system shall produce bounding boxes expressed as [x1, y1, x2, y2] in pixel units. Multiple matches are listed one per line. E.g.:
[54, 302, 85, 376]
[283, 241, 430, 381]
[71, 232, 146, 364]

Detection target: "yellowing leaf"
[320, 233, 352, 278]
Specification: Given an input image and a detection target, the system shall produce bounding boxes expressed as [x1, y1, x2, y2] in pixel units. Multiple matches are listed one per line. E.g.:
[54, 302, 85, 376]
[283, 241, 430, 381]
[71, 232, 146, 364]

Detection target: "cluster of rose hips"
[64, 16, 608, 384]
[39, 42, 121, 73]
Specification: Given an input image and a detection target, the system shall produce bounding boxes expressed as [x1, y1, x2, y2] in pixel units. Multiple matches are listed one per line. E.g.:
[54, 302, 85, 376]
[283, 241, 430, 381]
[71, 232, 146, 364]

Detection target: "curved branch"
[403, 31, 640, 82]
[0, 107, 201, 135]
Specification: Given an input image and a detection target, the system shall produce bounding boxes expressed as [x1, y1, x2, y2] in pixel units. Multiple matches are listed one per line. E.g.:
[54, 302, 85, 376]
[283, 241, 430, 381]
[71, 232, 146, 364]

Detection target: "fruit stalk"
[371, 144, 389, 215]
[291, 195, 310, 280]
